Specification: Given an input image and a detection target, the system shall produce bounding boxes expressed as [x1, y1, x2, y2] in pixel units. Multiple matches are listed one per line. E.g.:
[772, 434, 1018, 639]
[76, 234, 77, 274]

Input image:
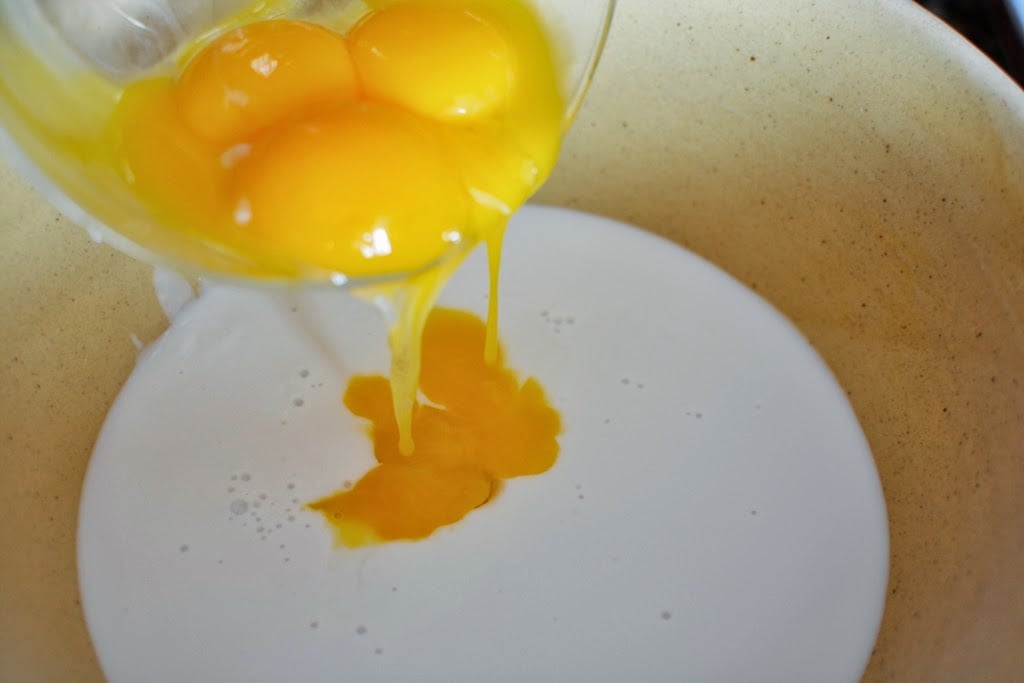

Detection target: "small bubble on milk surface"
[224, 471, 310, 554]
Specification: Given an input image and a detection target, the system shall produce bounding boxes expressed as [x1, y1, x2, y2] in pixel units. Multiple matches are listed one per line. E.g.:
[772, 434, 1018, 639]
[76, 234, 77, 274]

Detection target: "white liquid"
[152, 267, 196, 321]
[79, 206, 888, 683]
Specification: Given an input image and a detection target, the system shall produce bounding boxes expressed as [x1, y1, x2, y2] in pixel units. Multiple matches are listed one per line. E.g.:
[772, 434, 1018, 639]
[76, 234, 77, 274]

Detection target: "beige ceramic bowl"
[2, 0, 1023, 680]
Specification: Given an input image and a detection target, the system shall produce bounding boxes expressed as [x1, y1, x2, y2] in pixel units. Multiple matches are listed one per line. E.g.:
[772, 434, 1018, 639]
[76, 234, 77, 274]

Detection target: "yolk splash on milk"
[106, 0, 566, 546]
[310, 307, 561, 546]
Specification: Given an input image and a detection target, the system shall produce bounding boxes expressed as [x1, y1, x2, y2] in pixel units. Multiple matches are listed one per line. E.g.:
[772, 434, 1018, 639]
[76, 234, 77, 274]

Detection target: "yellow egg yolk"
[349, 3, 514, 122]
[175, 19, 360, 146]
[309, 307, 561, 546]
[231, 100, 469, 278]
[111, 79, 226, 230]
[105, 0, 567, 546]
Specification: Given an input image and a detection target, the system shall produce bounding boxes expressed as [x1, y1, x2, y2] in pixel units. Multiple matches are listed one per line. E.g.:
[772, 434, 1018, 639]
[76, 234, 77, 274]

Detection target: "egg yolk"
[175, 19, 360, 145]
[111, 79, 226, 229]
[106, 0, 567, 546]
[231, 100, 469, 278]
[309, 307, 561, 546]
[349, 3, 514, 122]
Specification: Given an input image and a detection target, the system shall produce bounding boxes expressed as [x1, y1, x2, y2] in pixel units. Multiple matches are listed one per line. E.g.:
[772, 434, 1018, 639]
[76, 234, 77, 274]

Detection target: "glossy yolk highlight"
[308, 308, 561, 546]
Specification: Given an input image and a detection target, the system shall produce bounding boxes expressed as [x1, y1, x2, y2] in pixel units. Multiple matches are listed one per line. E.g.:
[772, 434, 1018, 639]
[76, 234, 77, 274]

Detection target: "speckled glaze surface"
[2, 1, 1022, 681]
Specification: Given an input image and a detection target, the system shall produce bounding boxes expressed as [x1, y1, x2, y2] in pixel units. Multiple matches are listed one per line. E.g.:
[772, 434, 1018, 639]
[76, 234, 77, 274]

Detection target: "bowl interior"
[2, 0, 1023, 681]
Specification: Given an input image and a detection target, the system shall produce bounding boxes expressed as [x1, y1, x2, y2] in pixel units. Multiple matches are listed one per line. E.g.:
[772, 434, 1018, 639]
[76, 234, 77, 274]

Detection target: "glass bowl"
[0, 0, 614, 285]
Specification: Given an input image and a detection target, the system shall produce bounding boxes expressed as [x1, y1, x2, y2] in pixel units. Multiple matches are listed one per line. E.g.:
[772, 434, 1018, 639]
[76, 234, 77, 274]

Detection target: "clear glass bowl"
[0, 0, 614, 285]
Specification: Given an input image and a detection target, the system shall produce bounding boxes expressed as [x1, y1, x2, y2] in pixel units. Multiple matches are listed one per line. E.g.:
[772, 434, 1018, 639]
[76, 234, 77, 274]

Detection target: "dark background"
[916, 0, 1024, 86]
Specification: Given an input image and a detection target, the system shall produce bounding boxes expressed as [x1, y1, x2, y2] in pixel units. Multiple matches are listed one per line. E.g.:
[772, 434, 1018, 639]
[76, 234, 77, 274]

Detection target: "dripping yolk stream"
[308, 308, 561, 547]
